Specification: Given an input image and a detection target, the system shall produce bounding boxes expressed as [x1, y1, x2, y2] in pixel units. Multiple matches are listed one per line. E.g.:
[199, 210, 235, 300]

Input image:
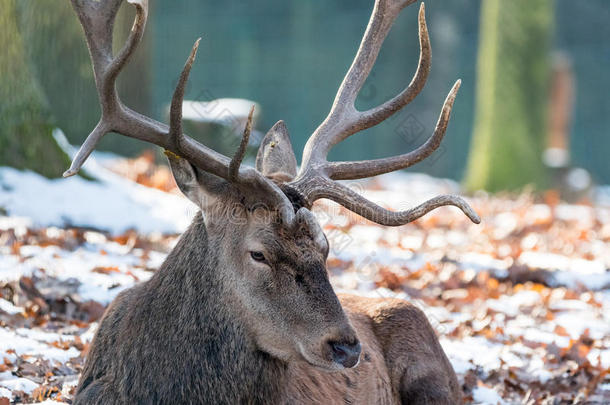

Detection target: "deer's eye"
[250, 251, 267, 263]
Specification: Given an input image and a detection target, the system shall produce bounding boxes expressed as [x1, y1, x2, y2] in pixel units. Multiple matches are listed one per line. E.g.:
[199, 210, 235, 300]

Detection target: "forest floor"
[0, 152, 609, 404]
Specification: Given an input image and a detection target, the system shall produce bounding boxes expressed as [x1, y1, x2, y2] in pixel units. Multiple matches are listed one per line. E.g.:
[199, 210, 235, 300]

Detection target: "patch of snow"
[0, 298, 22, 315]
[554, 311, 610, 340]
[15, 328, 76, 343]
[0, 216, 32, 231]
[0, 386, 11, 400]
[0, 255, 32, 283]
[0, 376, 39, 394]
[472, 386, 506, 405]
[458, 252, 510, 277]
[487, 291, 542, 317]
[519, 251, 610, 290]
[520, 328, 570, 348]
[492, 212, 518, 239]
[526, 356, 553, 384]
[0, 327, 80, 364]
[441, 337, 504, 373]
[524, 204, 552, 225]
[30, 401, 65, 405]
[426, 231, 447, 249]
[587, 349, 610, 369]
[555, 204, 593, 225]
[549, 299, 591, 311]
[80, 323, 98, 343]
[373, 172, 461, 196]
[6, 241, 154, 305]
[554, 268, 610, 290]
[0, 164, 194, 235]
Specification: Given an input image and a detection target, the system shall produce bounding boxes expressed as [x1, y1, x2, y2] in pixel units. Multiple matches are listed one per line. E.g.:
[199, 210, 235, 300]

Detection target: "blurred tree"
[16, 0, 98, 153]
[18, 0, 153, 156]
[464, 0, 554, 192]
[0, 0, 69, 177]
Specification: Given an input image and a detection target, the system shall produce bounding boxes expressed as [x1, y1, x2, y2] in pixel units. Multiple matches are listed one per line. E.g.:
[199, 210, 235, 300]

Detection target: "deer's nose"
[328, 340, 361, 368]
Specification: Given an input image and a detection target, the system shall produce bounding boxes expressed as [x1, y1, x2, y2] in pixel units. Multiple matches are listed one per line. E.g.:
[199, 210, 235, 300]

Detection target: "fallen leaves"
[1, 157, 610, 403]
[323, 185, 610, 403]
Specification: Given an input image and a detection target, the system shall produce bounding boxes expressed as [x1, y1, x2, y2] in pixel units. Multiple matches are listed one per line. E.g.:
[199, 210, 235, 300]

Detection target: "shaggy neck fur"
[78, 213, 288, 404]
[152, 212, 288, 402]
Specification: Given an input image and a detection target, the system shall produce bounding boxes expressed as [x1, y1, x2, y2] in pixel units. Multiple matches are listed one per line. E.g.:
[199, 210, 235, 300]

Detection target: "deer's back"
[287, 305, 396, 404]
[287, 294, 461, 404]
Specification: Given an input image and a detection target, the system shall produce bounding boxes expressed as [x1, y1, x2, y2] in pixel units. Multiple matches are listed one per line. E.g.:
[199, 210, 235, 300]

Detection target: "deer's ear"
[166, 152, 228, 209]
[255, 120, 298, 183]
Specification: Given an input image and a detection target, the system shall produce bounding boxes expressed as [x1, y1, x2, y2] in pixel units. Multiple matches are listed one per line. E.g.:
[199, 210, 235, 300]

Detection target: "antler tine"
[301, 0, 424, 168]
[66, 0, 234, 183]
[229, 106, 255, 182]
[328, 79, 461, 180]
[287, 1, 480, 225]
[353, 2, 431, 132]
[315, 180, 481, 226]
[65, 0, 151, 177]
[169, 38, 201, 148]
[107, 0, 149, 92]
[66, 0, 297, 223]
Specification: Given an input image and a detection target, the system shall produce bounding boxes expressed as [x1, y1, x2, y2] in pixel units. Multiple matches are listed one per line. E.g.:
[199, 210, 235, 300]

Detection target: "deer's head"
[66, 0, 480, 371]
[166, 145, 359, 370]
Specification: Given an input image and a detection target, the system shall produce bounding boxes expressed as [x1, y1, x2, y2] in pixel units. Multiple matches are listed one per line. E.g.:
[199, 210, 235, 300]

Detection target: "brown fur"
[287, 296, 460, 404]
[75, 214, 460, 404]
[68, 0, 468, 401]
[73, 156, 461, 404]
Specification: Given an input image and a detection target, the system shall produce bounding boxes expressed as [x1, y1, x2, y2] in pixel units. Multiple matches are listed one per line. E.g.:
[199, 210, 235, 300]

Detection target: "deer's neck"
[150, 212, 288, 402]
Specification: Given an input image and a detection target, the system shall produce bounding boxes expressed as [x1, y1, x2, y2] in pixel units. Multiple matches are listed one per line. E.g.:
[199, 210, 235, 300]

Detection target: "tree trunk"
[0, 0, 69, 178]
[464, 0, 553, 192]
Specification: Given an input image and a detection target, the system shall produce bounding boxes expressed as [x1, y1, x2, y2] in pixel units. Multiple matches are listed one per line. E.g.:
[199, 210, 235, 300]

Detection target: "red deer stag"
[66, 0, 480, 403]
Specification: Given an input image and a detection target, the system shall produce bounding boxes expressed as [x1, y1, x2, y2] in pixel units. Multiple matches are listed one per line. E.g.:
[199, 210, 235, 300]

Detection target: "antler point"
[62, 168, 78, 178]
[190, 38, 201, 61]
[447, 80, 462, 99]
[418, 2, 427, 23]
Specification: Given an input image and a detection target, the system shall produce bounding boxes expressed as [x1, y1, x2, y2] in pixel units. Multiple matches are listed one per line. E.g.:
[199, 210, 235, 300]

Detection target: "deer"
[65, 0, 480, 403]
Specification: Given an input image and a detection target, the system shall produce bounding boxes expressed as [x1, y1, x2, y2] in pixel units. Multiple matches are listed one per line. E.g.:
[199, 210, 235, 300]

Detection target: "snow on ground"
[0, 137, 194, 234]
[1, 161, 609, 403]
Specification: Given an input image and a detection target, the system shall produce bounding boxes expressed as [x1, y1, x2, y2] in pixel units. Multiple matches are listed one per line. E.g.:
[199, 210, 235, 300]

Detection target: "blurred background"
[1, 2, 610, 403]
[1, 0, 609, 192]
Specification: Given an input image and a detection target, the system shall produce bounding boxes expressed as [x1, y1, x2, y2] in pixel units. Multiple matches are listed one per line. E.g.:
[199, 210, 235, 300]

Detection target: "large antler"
[67, 0, 295, 222]
[289, 0, 480, 225]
